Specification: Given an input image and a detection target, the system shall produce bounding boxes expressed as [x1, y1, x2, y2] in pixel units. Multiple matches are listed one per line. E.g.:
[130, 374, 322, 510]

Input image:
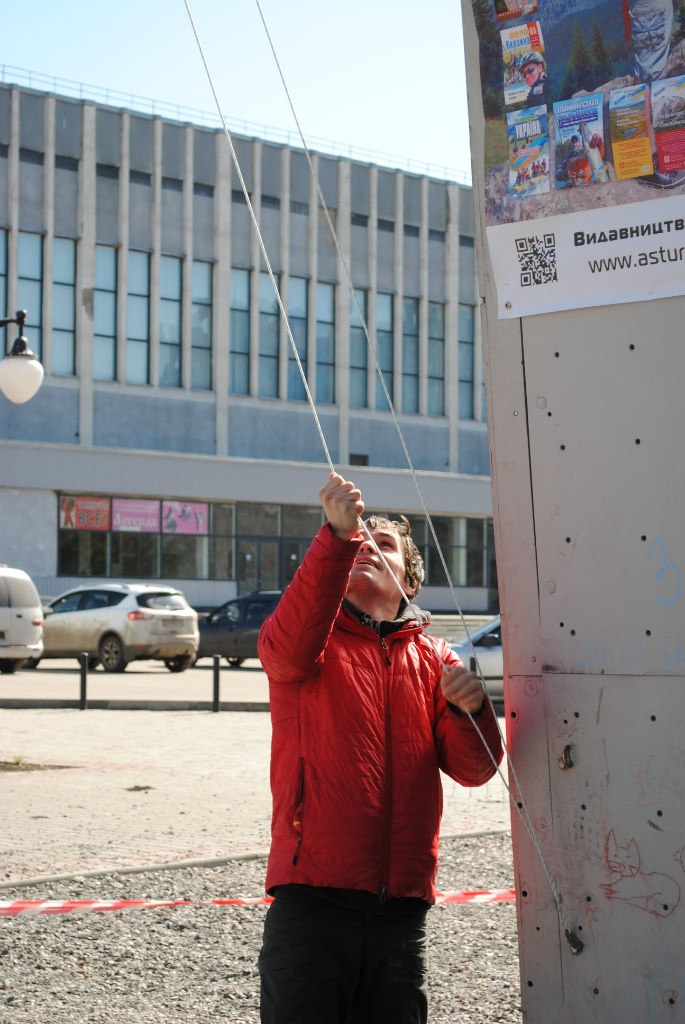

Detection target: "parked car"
[31, 583, 199, 673]
[0, 566, 44, 673]
[196, 591, 283, 667]
[449, 616, 503, 702]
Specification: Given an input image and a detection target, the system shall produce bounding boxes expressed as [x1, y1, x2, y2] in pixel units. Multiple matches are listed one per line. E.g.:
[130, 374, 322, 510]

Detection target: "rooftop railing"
[0, 64, 472, 186]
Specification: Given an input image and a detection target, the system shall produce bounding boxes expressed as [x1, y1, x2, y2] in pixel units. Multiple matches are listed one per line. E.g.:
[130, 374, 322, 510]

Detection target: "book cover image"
[495, 0, 538, 22]
[609, 85, 653, 180]
[553, 93, 610, 188]
[507, 105, 550, 197]
[500, 21, 546, 107]
[651, 76, 685, 172]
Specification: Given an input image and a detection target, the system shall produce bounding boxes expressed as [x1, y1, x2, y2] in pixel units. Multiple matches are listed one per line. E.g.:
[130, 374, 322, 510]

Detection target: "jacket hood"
[342, 597, 431, 637]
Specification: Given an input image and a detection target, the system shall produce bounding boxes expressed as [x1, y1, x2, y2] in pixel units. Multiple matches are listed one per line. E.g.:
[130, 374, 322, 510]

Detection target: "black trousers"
[258, 888, 429, 1024]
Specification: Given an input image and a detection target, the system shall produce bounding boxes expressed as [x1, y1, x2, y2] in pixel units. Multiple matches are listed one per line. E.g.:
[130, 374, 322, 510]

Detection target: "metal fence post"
[78, 652, 88, 710]
[212, 654, 221, 712]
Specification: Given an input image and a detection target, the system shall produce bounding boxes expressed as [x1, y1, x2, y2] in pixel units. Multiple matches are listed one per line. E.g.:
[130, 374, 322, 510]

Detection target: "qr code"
[515, 234, 557, 286]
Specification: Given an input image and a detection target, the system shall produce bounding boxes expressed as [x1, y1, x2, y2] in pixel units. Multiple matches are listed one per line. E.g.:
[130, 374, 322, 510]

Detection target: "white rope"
[181, 0, 581, 955]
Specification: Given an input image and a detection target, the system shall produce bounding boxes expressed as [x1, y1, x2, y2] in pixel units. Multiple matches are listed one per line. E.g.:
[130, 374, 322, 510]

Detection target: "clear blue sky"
[1, 0, 471, 179]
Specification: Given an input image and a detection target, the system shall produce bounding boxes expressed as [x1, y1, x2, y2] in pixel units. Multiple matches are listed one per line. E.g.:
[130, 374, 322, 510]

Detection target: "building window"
[427, 301, 445, 417]
[56, 492, 490, 594]
[375, 293, 393, 411]
[161, 500, 209, 578]
[287, 277, 308, 401]
[402, 297, 419, 414]
[401, 514, 494, 589]
[191, 260, 212, 390]
[377, 219, 395, 233]
[230, 268, 250, 395]
[111, 498, 160, 577]
[159, 255, 182, 388]
[259, 271, 280, 399]
[17, 232, 43, 359]
[51, 238, 76, 376]
[93, 246, 117, 381]
[349, 288, 367, 409]
[316, 282, 335, 405]
[210, 503, 235, 579]
[459, 304, 475, 420]
[126, 250, 150, 385]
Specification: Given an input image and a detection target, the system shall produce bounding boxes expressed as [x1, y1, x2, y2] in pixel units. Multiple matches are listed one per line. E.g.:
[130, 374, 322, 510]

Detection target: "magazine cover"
[495, 0, 538, 22]
[608, 84, 654, 180]
[553, 93, 610, 188]
[500, 21, 546, 106]
[507, 104, 550, 197]
[651, 75, 685, 173]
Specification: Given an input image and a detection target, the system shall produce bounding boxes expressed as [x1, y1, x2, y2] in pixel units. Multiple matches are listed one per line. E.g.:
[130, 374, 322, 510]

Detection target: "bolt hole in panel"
[522, 304, 685, 677]
[515, 672, 685, 1019]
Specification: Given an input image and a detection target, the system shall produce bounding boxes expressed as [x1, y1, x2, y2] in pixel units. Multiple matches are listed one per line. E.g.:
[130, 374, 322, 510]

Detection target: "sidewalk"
[0, 661, 511, 889]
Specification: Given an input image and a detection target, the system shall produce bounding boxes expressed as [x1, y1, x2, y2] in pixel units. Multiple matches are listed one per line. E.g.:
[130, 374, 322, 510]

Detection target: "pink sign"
[162, 501, 208, 535]
[111, 499, 161, 533]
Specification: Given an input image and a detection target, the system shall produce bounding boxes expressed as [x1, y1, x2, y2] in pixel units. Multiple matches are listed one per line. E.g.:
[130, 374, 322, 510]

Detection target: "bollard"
[78, 652, 88, 710]
[212, 654, 221, 712]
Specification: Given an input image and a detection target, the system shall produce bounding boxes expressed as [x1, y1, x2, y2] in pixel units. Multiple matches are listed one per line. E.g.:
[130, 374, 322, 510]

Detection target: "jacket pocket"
[292, 756, 305, 865]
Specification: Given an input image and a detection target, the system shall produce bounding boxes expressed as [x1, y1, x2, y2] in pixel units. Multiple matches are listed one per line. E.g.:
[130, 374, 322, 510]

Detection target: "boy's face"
[347, 526, 410, 604]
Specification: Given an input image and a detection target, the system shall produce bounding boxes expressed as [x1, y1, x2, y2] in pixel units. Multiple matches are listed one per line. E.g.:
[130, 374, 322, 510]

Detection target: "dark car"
[196, 591, 283, 667]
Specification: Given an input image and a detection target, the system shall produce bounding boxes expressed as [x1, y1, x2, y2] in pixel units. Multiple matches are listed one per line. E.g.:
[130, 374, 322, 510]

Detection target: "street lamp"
[0, 310, 44, 404]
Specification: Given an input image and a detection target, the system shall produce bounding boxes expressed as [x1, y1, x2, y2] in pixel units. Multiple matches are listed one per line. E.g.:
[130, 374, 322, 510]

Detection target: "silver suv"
[0, 566, 44, 673]
[35, 583, 199, 673]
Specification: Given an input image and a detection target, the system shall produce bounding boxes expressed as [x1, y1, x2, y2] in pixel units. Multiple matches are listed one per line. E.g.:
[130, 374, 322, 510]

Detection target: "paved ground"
[0, 659, 511, 889]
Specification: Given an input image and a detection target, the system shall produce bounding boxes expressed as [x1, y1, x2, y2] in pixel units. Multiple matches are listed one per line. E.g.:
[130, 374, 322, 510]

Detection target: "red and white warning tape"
[0, 889, 515, 918]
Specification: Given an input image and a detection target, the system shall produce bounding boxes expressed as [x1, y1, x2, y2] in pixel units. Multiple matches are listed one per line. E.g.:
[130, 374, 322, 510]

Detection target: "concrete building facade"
[0, 80, 495, 612]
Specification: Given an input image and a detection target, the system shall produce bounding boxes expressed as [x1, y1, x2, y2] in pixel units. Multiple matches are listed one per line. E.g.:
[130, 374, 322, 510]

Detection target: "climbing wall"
[461, 4, 685, 1019]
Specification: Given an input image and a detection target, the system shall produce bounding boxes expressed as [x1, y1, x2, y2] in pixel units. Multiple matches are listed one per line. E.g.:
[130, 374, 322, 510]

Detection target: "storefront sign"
[60, 496, 110, 531]
[111, 498, 161, 533]
[161, 501, 209, 535]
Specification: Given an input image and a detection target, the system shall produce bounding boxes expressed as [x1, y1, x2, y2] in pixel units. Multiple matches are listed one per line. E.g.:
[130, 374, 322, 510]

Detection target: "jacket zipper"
[292, 756, 305, 865]
[379, 634, 392, 901]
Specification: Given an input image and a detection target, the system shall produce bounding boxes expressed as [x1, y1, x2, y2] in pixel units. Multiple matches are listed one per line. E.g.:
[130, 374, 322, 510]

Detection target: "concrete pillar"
[77, 103, 97, 446]
[214, 130, 231, 457]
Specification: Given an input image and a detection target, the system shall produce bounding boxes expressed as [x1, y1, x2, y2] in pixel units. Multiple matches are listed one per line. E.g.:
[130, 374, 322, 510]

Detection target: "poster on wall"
[470, 0, 685, 317]
[111, 499, 161, 533]
[59, 496, 110, 531]
[161, 501, 209, 535]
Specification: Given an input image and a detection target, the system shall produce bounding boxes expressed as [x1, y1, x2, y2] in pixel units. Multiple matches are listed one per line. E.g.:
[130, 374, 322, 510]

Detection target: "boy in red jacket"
[257, 472, 503, 1023]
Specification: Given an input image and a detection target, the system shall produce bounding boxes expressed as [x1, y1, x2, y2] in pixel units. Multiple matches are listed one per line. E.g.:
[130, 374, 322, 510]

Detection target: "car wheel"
[24, 658, 41, 670]
[99, 634, 128, 673]
[0, 659, 17, 674]
[225, 657, 245, 668]
[164, 655, 193, 673]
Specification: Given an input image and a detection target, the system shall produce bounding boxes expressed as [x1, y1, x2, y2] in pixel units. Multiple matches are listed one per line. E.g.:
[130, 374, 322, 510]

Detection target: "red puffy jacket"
[258, 524, 504, 904]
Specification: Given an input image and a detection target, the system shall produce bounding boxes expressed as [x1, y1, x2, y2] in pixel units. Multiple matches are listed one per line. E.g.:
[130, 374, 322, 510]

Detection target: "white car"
[35, 583, 199, 673]
[0, 566, 44, 673]
[450, 616, 503, 702]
